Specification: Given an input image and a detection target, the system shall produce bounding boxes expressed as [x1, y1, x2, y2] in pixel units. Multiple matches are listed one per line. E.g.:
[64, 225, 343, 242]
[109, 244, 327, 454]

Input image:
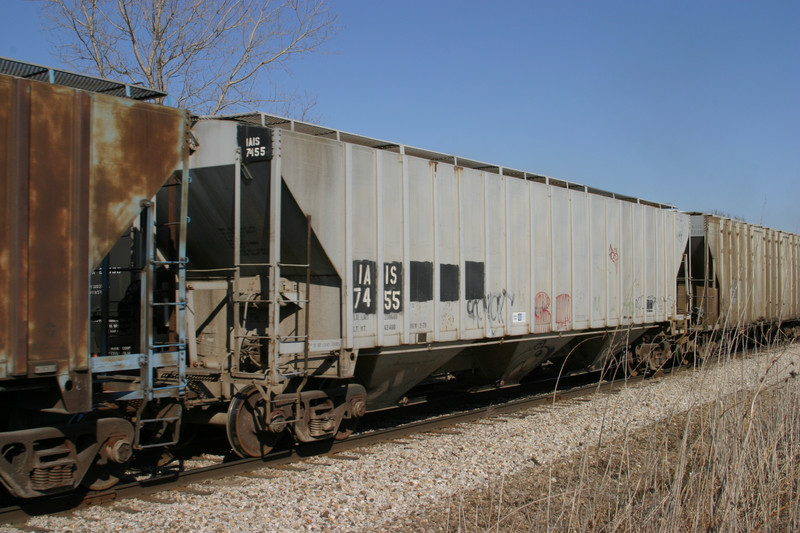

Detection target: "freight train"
[1, 58, 799, 499]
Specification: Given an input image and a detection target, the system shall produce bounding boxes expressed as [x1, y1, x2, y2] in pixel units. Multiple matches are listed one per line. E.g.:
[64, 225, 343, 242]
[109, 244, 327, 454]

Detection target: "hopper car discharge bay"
[1, 58, 799, 499]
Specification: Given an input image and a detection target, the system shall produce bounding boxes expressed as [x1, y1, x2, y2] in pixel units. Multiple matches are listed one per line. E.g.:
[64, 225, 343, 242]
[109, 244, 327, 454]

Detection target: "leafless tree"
[41, 0, 338, 115]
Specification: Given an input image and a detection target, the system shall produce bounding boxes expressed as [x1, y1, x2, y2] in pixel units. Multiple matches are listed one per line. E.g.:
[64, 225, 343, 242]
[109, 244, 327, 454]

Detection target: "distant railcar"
[677, 214, 800, 357]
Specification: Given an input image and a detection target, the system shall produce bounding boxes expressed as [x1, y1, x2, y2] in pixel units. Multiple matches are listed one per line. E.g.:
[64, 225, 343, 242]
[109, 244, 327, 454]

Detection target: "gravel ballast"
[3, 344, 799, 532]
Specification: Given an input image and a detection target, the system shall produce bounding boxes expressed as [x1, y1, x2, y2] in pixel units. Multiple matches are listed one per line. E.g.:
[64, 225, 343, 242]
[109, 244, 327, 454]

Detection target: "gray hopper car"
[181, 114, 689, 433]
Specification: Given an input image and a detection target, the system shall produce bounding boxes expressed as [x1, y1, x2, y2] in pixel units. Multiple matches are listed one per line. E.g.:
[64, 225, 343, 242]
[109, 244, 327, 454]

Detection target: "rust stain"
[1, 75, 30, 377]
[89, 98, 186, 269]
[1, 71, 187, 385]
[0, 75, 10, 372]
[27, 82, 77, 369]
[19, 82, 95, 380]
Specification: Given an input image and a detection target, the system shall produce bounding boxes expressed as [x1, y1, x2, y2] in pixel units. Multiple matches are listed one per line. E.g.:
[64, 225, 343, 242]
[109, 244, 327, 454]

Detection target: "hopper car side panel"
[277, 129, 690, 350]
[274, 128, 692, 408]
[279, 127, 692, 407]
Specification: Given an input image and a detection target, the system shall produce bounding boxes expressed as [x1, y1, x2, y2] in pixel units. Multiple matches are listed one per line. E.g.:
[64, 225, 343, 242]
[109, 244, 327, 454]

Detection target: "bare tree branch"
[41, 0, 338, 115]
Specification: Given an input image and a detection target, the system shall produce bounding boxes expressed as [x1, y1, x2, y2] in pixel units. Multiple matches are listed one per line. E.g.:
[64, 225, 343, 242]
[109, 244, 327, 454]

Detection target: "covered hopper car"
[1, 59, 190, 498]
[677, 213, 800, 357]
[181, 113, 689, 426]
[1, 59, 799, 499]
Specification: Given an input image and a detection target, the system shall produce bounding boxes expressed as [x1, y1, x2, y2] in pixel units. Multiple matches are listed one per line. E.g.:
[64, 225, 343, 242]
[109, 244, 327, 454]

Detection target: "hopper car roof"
[209, 111, 677, 211]
[687, 211, 800, 237]
[0, 56, 166, 101]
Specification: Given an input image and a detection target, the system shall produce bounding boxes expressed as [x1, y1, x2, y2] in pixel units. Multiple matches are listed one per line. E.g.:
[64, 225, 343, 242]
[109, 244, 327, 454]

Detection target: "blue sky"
[2, 1, 798, 232]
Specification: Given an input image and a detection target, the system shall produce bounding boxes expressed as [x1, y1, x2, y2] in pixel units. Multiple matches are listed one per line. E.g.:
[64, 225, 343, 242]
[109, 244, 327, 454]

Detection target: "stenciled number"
[353, 260, 375, 313]
[354, 286, 372, 309]
[383, 290, 400, 312]
[354, 260, 403, 314]
[245, 146, 266, 158]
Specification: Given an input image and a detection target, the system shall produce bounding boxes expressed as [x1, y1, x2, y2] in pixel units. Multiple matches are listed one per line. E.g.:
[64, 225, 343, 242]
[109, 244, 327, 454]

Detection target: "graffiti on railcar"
[609, 244, 619, 265]
[466, 290, 516, 332]
[534, 291, 551, 332]
[623, 300, 635, 318]
[555, 293, 572, 330]
[535, 291, 573, 331]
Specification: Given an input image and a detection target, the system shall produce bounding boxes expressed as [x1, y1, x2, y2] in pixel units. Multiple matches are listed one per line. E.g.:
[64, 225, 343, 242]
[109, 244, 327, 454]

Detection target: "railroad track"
[0, 367, 657, 526]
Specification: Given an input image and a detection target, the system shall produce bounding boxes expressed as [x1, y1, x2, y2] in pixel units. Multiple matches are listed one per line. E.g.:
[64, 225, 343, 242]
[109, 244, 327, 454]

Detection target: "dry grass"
[429, 342, 800, 532]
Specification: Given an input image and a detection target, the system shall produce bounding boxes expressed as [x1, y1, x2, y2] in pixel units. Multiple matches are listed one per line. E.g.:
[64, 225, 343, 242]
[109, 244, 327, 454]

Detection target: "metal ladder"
[132, 171, 189, 450]
[231, 146, 311, 384]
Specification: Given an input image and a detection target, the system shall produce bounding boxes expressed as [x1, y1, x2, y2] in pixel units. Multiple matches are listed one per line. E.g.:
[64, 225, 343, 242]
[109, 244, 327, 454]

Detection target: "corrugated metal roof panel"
[209, 111, 677, 210]
[0, 57, 166, 101]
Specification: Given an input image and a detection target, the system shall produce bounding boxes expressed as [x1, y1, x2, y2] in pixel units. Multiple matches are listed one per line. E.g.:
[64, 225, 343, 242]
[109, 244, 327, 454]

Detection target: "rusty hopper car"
[0, 61, 190, 498]
[178, 113, 690, 457]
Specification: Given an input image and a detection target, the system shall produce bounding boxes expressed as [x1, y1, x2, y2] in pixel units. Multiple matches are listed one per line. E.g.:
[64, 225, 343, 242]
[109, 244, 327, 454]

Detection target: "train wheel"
[601, 348, 635, 380]
[695, 338, 719, 365]
[334, 417, 359, 440]
[226, 386, 285, 458]
[82, 452, 131, 491]
[76, 409, 134, 491]
[334, 393, 366, 440]
[647, 342, 673, 371]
